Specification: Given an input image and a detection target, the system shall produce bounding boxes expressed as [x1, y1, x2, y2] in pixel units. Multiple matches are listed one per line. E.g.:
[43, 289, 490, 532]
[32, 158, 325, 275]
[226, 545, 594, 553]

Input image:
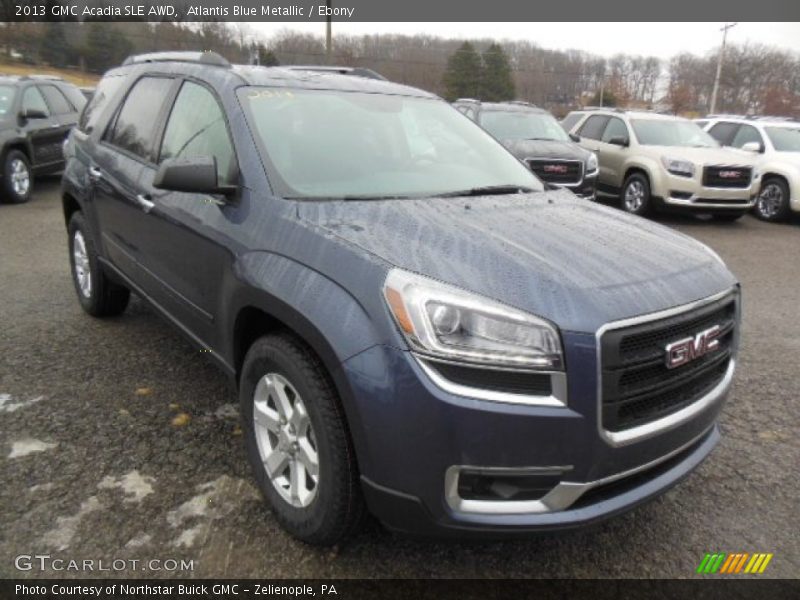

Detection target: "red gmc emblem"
[718, 170, 741, 179]
[664, 325, 722, 369]
[543, 164, 569, 174]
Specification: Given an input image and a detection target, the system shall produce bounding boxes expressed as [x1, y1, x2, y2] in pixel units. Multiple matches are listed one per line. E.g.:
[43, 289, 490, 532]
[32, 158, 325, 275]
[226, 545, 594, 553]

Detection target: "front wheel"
[68, 212, 130, 316]
[621, 173, 652, 216]
[240, 333, 364, 545]
[2, 150, 33, 204]
[754, 178, 791, 222]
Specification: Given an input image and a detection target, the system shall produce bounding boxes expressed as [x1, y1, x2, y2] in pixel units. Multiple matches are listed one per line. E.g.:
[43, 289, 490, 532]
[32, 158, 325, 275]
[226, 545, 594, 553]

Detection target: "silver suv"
[700, 117, 800, 222]
[564, 109, 760, 220]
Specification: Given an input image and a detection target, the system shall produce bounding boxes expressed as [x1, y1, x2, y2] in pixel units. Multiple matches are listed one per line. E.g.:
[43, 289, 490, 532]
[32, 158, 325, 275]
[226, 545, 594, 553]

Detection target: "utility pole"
[709, 22, 737, 115]
[325, 0, 332, 64]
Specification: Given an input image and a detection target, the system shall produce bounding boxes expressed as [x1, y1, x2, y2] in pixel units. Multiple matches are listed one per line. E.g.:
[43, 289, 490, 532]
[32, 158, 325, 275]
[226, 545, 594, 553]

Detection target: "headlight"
[661, 156, 695, 178]
[586, 152, 598, 174]
[383, 269, 563, 370]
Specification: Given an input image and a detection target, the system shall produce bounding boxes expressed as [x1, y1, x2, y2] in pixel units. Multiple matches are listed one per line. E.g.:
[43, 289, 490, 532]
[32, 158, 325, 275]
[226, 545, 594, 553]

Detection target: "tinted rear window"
[79, 74, 126, 134]
[106, 76, 174, 161]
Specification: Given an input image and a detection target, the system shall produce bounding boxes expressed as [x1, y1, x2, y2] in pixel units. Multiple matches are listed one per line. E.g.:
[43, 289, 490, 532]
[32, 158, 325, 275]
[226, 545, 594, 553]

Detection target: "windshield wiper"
[437, 185, 536, 198]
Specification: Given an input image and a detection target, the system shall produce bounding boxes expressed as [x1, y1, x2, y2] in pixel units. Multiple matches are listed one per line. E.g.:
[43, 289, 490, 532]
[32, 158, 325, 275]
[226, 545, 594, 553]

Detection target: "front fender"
[225, 251, 391, 474]
[623, 157, 663, 195]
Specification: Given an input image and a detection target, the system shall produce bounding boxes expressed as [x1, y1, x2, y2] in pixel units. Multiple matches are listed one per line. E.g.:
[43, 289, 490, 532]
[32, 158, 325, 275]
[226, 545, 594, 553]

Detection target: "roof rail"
[454, 98, 481, 104]
[26, 74, 64, 81]
[505, 100, 539, 108]
[122, 51, 231, 68]
[582, 106, 624, 112]
[284, 66, 387, 81]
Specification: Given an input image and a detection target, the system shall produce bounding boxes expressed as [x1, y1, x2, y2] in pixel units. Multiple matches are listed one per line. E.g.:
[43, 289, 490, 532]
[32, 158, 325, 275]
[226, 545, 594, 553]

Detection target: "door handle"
[135, 194, 155, 213]
[88, 166, 103, 180]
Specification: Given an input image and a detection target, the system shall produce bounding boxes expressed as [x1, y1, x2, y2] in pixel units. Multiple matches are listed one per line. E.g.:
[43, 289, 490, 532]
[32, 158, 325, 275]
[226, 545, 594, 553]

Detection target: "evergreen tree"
[481, 43, 515, 102]
[257, 45, 280, 66]
[84, 22, 133, 74]
[442, 42, 482, 102]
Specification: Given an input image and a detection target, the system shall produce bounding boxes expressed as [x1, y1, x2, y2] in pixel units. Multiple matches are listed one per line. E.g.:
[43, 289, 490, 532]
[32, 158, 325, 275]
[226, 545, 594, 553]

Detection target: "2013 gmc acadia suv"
[565, 109, 759, 220]
[63, 52, 741, 545]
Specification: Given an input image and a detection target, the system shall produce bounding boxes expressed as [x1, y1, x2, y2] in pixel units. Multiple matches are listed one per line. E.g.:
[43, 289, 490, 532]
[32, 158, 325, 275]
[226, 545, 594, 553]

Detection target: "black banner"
[3, 579, 800, 600]
[2, 0, 800, 22]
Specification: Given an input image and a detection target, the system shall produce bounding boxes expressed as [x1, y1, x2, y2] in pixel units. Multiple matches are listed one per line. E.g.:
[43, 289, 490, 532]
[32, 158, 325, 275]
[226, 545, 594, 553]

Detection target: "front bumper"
[341, 329, 729, 537]
[562, 172, 597, 200]
[653, 170, 758, 211]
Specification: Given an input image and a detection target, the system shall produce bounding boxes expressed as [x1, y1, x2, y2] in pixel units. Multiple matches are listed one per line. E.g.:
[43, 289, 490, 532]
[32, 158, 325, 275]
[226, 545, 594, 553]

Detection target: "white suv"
[564, 109, 760, 221]
[700, 117, 800, 222]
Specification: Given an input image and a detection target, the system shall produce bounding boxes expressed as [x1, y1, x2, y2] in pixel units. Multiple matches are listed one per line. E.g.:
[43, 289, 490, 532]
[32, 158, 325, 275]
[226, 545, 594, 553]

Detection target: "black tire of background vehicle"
[754, 177, 791, 222]
[67, 212, 130, 316]
[2, 150, 33, 204]
[711, 212, 746, 222]
[621, 172, 652, 217]
[240, 333, 365, 546]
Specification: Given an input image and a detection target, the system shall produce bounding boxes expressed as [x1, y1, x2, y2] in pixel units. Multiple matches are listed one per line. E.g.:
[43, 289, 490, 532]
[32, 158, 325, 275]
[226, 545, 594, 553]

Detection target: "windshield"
[631, 119, 719, 148]
[0, 85, 16, 118]
[765, 127, 800, 152]
[481, 110, 570, 142]
[238, 88, 544, 200]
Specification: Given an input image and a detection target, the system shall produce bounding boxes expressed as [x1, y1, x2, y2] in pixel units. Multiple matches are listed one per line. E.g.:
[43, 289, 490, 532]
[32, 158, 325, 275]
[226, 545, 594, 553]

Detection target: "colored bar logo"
[696, 552, 773, 574]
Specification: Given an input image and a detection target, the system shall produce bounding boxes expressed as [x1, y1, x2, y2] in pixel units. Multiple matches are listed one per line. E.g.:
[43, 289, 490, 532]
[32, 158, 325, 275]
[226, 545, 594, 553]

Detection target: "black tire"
[2, 150, 33, 204]
[68, 212, 130, 317]
[754, 177, 791, 222]
[621, 172, 652, 216]
[711, 212, 746, 222]
[240, 333, 364, 546]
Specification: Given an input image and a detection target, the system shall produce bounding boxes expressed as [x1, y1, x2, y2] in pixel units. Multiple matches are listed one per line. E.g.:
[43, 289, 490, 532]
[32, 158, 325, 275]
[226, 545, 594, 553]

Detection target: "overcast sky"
[250, 22, 800, 58]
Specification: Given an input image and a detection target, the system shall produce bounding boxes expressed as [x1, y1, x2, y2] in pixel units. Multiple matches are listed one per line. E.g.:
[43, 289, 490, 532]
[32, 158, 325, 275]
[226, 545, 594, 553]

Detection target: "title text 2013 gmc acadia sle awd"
[63, 52, 741, 545]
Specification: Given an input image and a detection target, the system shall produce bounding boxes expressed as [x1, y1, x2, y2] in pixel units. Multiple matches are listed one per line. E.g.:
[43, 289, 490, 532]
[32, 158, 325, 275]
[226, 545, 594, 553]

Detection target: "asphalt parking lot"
[1, 177, 798, 579]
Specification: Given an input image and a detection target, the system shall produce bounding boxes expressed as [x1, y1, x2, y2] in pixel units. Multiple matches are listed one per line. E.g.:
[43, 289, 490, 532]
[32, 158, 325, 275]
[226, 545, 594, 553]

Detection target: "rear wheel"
[2, 150, 33, 204]
[68, 212, 130, 316]
[754, 178, 791, 222]
[240, 333, 364, 545]
[621, 173, 652, 216]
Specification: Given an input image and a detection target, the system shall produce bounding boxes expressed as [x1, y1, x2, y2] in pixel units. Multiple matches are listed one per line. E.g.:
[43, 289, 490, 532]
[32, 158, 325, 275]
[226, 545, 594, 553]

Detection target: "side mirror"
[21, 108, 48, 120]
[153, 156, 236, 197]
[607, 136, 629, 147]
[569, 133, 580, 143]
[740, 141, 764, 153]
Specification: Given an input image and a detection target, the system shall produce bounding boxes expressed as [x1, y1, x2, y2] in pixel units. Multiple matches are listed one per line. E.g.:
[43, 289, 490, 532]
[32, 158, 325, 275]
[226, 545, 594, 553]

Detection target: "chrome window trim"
[414, 355, 567, 408]
[595, 287, 739, 447]
[445, 425, 714, 515]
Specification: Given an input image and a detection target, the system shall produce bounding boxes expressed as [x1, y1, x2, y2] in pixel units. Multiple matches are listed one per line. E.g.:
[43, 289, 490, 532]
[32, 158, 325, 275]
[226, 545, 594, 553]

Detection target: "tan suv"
[564, 109, 760, 220]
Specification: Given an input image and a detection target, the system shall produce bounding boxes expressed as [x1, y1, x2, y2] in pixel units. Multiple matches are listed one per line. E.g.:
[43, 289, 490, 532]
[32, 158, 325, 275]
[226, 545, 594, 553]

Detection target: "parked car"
[454, 99, 597, 199]
[700, 116, 800, 222]
[63, 52, 741, 545]
[0, 75, 86, 203]
[563, 108, 759, 220]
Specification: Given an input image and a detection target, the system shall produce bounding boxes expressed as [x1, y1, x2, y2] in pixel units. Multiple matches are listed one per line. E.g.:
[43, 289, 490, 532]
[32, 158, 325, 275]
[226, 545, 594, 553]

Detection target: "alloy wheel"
[624, 180, 645, 212]
[10, 158, 30, 197]
[72, 230, 92, 298]
[757, 183, 784, 219]
[253, 373, 320, 508]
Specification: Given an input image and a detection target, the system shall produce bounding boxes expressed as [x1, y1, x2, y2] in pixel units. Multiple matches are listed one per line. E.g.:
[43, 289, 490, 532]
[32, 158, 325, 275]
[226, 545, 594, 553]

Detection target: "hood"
[501, 138, 591, 163]
[297, 191, 737, 333]
[647, 145, 757, 166]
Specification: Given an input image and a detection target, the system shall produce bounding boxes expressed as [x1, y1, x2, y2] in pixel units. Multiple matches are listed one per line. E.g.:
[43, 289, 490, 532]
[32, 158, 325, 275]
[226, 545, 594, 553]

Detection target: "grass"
[0, 60, 99, 86]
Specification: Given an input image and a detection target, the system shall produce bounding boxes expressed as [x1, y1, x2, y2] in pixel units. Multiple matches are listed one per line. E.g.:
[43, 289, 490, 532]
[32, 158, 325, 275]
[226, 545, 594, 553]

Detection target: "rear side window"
[708, 122, 738, 146]
[21, 86, 50, 117]
[159, 81, 236, 185]
[561, 112, 584, 132]
[79, 75, 126, 134]
[578, 115, 610, 140]
[40, 85, 73, 115]
[106, 76, 174, 161]
[58, 84, 88, 113]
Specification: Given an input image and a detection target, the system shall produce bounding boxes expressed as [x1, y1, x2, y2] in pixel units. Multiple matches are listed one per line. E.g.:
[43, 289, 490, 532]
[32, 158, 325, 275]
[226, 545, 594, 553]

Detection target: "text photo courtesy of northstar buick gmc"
[62, 51, 740, 545]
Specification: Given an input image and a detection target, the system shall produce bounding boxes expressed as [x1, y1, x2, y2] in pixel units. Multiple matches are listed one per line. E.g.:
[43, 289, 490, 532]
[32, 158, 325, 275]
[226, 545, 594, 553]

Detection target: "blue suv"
[62, 52, 740, 545]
